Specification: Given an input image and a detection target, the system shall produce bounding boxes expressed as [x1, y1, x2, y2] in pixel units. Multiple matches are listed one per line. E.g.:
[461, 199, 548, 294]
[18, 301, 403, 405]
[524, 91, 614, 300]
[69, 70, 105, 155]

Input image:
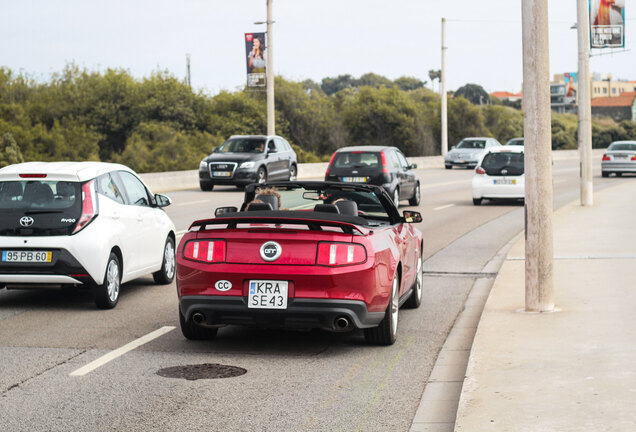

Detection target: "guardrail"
[140, 149, 605, 194]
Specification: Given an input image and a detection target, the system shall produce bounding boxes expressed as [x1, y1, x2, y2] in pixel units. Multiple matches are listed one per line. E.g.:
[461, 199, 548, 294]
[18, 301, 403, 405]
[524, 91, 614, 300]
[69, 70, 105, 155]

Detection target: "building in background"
[591, 73, 636, 98]
[591, 92, 636, 121]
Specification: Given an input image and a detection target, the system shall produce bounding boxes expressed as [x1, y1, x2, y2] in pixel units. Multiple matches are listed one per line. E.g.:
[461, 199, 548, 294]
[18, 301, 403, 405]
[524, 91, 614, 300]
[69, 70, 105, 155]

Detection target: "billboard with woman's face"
[590, 0, 625, 48]
[245, 32, 267, 88]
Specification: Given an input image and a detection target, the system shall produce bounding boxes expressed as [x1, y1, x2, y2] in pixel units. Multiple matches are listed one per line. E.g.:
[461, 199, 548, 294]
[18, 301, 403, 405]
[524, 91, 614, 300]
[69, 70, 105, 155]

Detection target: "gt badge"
[215, 280, 232, 291]
[260, 241, 282, 262]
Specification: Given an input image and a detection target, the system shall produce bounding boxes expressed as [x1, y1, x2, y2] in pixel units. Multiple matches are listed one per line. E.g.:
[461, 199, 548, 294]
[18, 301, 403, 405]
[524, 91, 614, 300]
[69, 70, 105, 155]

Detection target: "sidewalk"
[455, 179, 636, 431]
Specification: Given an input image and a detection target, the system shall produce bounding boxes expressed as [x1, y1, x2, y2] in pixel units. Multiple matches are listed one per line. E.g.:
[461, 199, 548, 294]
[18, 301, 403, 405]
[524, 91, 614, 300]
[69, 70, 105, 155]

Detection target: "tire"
[93, 252, 121, 309]
[257, 167, 267, 184]
[473, 198, 482, 206]
[153, 237, 175, 284]
[445, 165, 452, 170]
[601, 171, 609, 178]
[404, 252, 422, 309]
[393, 188, 400, 207]
[179, 308, 218, 340]
[616, 172, 622, 177]
[200, 183, 214, 191]
[364, 272, 399, 345]
[408, 183, 421, 206]
[288, 164, 297, 181]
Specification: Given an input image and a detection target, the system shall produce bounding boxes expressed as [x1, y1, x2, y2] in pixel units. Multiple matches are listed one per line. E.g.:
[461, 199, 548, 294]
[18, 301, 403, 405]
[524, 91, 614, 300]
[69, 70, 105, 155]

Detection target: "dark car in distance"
[324, 146, 420, 206]
[199, 135, 297, 191]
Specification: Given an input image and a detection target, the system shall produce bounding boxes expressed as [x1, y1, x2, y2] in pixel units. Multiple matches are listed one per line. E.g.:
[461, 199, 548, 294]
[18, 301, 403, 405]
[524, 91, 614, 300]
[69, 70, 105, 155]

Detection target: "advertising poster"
[590, 0, 625, 48]
[245, 32, 267, 88]
[563, 72, 578, 104]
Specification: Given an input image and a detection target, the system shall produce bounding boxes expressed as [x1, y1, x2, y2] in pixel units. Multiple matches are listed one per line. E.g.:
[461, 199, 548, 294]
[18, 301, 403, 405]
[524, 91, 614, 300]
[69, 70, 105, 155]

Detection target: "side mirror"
[451, 146, 456, 150]
[403, 210, 422, 224]
[409, 163, 418, 170]
[154, 194, 171, 208]
[215, 206, 238, 217]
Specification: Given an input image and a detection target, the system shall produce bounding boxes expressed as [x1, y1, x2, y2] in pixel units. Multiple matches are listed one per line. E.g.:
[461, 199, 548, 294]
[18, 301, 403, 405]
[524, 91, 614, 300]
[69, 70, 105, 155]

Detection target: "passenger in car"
[255, 187, 281, 210]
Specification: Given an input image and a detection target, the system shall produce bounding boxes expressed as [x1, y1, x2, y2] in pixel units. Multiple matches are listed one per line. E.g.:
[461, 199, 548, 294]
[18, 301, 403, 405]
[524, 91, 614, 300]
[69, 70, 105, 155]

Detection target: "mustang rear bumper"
[180, 295, 385, 330]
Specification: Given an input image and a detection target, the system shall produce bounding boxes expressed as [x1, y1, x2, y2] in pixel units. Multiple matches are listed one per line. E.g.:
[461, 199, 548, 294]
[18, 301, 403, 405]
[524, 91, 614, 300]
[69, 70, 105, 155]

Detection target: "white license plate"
[248, 280, 288, 309]
[212, 171, 231, 177]
[494, 179, 516, 185]
[2, 250, 52, 263]
[614, 155, 628, 160]
[342, 177, 367, 183]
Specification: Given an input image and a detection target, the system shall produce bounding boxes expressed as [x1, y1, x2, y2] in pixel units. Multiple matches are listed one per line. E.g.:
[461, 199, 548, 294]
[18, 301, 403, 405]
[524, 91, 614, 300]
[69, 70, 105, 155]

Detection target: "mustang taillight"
[475, 166, 486, 175]
[73, 180, 98, 234]
[183, 240, 226, 263]
[316, 242, 366, 266]
[602, 154, 611, 161]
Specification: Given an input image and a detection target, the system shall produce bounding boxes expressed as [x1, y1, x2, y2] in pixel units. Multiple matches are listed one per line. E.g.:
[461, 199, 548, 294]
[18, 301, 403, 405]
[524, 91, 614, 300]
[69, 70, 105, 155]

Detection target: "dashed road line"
[174, 199, 210, 207]
[434, 204, 455, 211]
[69, 326, 175, 377]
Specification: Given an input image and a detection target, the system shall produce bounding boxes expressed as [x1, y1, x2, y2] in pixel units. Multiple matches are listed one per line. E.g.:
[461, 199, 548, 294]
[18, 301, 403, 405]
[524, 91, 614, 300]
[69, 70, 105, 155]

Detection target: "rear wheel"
[404, 253, 422, 309]
[179, 309, 218, 340]
[153, 237, 175, 284]
[364, 273, 399, 345]
[93, 252, 121, 309]
[408, 183, 421, 206]
[473, 198, 482, 206]
[200, 183, 214, 191]
[257, 167, 268, 183]
[616, 172, 622, 177]
[445, 165, 452, 170]
[601, 171, 609, 178]
[288, 164, 297, 181]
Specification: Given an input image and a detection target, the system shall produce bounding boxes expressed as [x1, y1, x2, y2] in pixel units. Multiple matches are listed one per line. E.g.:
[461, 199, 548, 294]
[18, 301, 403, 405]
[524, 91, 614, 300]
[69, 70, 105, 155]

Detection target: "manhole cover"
[157, 364, 247, 380]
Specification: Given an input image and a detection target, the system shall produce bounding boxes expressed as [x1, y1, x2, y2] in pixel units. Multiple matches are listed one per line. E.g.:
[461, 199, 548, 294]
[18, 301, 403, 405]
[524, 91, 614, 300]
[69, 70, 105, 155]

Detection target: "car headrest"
[247, 202, 273, 211]
[313, 204, 340, 214]
[334, 200, 358, 216]
[2, 182, 23, 198]
[255, 194, 279, 210]
[56, 182, 74, 198]
[24, 182, 53, 205]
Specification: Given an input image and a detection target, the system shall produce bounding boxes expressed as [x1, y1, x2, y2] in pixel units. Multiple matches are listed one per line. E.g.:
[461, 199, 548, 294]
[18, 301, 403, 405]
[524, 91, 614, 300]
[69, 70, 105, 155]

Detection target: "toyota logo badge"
[260, 241, 282, 262]
[20, 216, 34, 227]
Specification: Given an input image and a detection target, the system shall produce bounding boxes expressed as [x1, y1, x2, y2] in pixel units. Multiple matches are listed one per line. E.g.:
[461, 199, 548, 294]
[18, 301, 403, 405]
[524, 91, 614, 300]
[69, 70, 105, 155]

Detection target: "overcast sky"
[2, 0, 634, 95]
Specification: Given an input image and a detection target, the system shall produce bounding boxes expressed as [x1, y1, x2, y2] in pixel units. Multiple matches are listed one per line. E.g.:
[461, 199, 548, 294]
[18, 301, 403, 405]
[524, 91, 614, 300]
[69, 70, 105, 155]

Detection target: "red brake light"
[325, 152, 337, 177]
[73, 180, 98, 234]
[316, 242, 366, 266]
[183, 240, 226, 263]
[602, 154, 611, 161]
[19, 174, 47, 178]
[380, 151, 389, 173]
[631, 155, 636, 161]
[475, 166, 486, 175]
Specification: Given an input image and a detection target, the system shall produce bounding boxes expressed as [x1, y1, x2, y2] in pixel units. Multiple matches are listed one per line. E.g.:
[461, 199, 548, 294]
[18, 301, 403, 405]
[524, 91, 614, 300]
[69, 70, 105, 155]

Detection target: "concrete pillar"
[440, 18, 448, 156]
[266, 0, 275, 136]
[577, 0, 593, 206]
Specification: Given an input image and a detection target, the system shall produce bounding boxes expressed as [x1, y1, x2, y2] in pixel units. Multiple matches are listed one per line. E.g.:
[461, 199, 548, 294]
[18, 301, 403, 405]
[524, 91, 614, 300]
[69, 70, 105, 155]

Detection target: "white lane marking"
[433, 204, 455, 211]
[421, 179, 471, 189]
[174, 199, 210, 207]
[69, 326, 175, 377]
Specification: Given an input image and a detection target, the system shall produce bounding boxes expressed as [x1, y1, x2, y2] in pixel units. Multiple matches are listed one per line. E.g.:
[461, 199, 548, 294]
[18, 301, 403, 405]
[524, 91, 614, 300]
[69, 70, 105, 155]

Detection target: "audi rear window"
[0, 181, 80, 210]
[332, 152, 381, 168]
[457, 140, 485, 149]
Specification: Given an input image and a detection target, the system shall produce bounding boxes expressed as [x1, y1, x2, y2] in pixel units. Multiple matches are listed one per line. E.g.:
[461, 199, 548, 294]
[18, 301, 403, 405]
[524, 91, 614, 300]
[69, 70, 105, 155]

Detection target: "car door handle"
[112, 212, 120, 220]
[137, 215, 143, 222]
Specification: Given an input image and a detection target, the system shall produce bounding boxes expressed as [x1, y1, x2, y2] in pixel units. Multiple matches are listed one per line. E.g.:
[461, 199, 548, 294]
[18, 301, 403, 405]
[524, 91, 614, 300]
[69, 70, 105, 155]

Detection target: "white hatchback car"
[0, 162, 176, 309]
[471, 146, 525, 205]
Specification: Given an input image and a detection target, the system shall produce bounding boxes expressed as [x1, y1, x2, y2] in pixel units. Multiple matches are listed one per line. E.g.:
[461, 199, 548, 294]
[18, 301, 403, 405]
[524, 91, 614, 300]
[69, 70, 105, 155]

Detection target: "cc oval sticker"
[215, 280, 232, 291]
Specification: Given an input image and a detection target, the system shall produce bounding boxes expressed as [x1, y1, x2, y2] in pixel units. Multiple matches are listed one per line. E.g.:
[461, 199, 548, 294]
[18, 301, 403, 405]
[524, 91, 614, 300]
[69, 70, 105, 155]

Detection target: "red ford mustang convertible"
[176, 181, 423, 345]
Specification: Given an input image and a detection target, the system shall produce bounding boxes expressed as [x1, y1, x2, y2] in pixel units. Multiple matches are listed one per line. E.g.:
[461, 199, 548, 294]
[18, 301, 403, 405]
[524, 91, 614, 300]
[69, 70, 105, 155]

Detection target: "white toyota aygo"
[471, 146, 525, 205]
[0, 162, 176, 309]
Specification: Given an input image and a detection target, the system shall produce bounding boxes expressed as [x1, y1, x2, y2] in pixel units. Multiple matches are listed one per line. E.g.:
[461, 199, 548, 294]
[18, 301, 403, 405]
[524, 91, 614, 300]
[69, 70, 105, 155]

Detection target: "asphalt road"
[0, 159, 614, 431]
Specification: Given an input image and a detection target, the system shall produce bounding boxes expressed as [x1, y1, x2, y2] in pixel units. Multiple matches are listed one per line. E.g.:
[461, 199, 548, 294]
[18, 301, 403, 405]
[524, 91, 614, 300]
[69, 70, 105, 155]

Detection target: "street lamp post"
[255, 0, 275, 136]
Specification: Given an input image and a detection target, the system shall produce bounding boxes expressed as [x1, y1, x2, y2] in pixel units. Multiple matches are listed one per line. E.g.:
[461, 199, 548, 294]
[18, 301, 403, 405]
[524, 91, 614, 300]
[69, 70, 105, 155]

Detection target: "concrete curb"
[139, 150, 605, 194]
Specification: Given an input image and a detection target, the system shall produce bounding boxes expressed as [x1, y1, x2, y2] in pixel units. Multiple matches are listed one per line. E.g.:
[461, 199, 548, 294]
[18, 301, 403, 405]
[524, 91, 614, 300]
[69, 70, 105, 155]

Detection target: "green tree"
[0, 133, 24, 167]
[455, 83, 490, 105]
[394, 76, 426, 91]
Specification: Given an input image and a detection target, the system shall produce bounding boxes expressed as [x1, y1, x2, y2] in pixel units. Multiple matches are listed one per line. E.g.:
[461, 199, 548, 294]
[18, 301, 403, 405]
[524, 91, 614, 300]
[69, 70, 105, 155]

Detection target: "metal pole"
[522, 0, 554, 312]
[440, 18, 448, 157]
[577, 0, 593, 206]
[266, 0, 275, 136]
